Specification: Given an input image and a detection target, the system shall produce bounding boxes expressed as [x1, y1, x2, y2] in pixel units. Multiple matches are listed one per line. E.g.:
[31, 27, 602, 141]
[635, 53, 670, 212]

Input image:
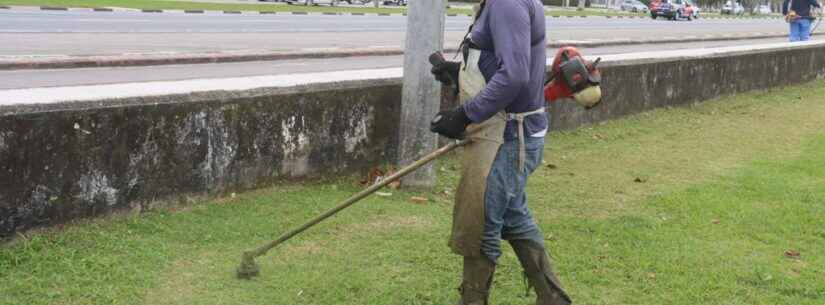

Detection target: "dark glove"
[430, 61, 461, 86]
[430, 106, 471, 139]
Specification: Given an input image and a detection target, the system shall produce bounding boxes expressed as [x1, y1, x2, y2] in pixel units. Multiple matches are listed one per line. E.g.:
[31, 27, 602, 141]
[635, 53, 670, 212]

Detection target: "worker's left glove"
[430, 106, 471, 140]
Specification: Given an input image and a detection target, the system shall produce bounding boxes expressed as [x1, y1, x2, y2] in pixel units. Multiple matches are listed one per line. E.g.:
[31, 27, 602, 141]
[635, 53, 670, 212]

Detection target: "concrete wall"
[549, 42, 825, 130]
[3, 41, 825, 237]
[0, 81, 402, 236]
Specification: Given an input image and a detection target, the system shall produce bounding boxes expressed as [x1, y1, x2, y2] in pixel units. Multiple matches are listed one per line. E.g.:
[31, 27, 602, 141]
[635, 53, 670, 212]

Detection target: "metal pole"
[397, 0, 446, 188]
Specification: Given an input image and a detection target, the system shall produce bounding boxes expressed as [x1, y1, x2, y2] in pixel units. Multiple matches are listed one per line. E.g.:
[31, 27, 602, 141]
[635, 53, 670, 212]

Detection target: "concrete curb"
[0, 48, 405, 70]
[1, 32, 810, 71]
[40, 6, 68, 11]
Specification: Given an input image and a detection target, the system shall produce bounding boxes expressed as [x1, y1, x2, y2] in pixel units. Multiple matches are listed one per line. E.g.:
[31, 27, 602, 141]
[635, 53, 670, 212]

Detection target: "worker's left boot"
[456, 256, 496, 305]
[510, 239, 572, 305]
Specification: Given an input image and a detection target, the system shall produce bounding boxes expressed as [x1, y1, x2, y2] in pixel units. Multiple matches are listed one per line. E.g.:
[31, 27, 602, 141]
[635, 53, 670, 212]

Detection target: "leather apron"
[448, 40, 507, 258]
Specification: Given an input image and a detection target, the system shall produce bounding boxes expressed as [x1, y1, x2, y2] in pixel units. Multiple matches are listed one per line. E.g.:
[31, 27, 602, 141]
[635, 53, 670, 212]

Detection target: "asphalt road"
[0, 37, 800, 90]
[0, 9, 788, 57]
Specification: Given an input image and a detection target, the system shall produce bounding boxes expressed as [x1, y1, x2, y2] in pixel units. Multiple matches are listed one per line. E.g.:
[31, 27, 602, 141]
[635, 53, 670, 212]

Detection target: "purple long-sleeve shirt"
[462, 0, 548, 140]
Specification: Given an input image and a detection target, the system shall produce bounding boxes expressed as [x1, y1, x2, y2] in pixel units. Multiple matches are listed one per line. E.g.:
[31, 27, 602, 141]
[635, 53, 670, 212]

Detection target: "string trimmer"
[236, 124, 485, 279]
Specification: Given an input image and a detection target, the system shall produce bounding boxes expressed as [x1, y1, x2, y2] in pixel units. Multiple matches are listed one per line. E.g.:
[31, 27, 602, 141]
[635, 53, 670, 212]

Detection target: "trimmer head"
[236, 252, 260, 280]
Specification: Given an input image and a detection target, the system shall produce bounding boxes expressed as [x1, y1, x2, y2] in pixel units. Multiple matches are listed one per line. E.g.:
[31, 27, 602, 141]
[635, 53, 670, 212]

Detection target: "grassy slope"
[1, 80, 824, 304]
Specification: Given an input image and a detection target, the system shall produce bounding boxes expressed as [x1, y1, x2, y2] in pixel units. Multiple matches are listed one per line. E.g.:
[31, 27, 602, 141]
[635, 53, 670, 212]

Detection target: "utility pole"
[397, 0, 446, 188]
[374, 0, 379, 9]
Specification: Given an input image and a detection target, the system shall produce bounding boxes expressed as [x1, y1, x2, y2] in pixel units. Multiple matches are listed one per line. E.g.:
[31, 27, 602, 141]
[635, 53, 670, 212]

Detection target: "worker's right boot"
[510, 239, 572, 305]
[457, 256, 496, 305]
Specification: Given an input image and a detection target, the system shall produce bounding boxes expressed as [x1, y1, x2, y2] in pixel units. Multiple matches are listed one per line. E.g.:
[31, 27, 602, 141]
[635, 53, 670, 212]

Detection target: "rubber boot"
[457, 256, 496, 305]
[509, 239, 572, 305]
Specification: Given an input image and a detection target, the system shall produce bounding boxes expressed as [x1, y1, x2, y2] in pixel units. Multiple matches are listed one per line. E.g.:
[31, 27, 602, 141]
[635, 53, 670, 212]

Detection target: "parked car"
[753, 4, 772, 14]
[286, 0, 338, 6]
[721, 1, 745, 15]
[649, 0, 660, 17]
[650, 0, 693, 20]
[620, 0, 649, 13]
[691, 2, 700, 19]
[673, 0, 695, 20]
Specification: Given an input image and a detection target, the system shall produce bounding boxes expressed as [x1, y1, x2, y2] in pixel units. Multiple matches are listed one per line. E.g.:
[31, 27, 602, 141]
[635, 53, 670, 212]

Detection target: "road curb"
[40, 6, 68, 11]
[1, 33, 811, 71]
[0, 48, 406, 70]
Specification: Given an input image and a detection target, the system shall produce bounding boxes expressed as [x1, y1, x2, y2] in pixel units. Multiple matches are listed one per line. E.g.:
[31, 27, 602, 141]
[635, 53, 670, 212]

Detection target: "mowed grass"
[2, 79, 825, 305]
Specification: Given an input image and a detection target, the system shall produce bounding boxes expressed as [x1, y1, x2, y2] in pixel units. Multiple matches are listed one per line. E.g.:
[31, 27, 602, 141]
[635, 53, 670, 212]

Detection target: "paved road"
[0, 9, 788, 56]
[0, 37, 801, 90]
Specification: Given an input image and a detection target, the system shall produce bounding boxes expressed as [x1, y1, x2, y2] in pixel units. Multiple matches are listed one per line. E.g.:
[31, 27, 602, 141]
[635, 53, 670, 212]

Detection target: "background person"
[783, 0, 822, 41]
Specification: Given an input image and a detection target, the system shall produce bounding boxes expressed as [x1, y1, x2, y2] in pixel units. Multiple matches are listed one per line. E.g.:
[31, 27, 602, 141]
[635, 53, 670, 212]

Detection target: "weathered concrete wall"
[549, 43, 825, 130]
[0, 82, 401, 236]
[3, 41, 825, 237]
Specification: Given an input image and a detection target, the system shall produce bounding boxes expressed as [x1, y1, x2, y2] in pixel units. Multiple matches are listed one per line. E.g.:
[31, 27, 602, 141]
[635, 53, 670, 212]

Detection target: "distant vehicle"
[673, 0, 695, 20]
[286, 0, 338, 6]
[721, 1, 745, 15]
[353, 0, 406, 5]
[753, 4, 772, 14]
[649, 0, 661, 17]
[382, 0, 407, 6]
[650, 0, 693, 20]
[620, 0, 649, 13]
[691, 2, 700, 19]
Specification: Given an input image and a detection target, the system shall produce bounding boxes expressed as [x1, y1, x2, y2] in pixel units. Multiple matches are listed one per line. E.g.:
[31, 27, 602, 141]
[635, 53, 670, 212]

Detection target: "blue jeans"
[480, 136, 546, 263]
[789, 18, 812, 42]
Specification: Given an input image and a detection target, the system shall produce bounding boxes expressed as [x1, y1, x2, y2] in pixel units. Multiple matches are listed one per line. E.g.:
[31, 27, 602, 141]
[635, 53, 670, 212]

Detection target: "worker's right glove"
[431, 61, 461, 86]
[430, 106, 471, 140]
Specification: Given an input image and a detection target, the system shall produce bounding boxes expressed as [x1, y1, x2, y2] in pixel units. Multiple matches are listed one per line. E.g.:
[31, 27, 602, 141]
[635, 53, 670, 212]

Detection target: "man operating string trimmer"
[235, 2, 602, 303]
[430, 0, 601, 303]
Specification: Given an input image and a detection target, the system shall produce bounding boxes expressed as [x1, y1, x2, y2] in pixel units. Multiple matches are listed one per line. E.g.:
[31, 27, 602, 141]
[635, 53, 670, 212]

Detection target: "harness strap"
[506, 107, 546, 172]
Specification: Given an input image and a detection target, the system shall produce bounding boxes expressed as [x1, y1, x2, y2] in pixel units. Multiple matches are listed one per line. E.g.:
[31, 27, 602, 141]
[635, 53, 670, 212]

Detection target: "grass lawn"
[0, 0, 648, 16]
[2, 79, 824, 305]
